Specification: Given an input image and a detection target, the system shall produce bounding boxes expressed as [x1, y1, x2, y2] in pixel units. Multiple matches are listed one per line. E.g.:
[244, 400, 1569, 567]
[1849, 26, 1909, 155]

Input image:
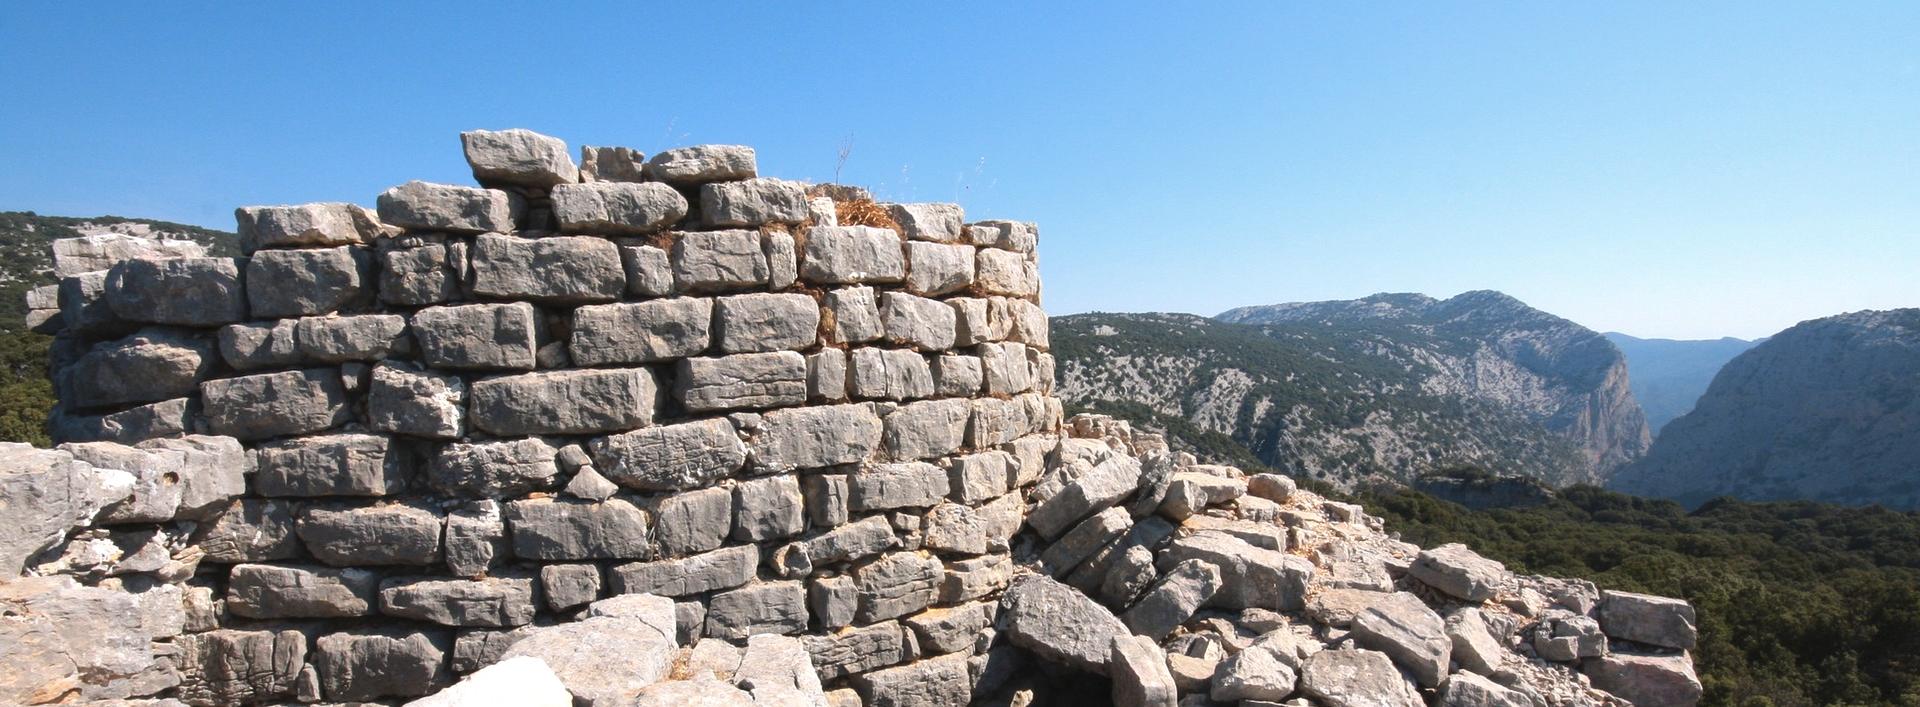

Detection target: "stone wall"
[19, 130, 1060, 704]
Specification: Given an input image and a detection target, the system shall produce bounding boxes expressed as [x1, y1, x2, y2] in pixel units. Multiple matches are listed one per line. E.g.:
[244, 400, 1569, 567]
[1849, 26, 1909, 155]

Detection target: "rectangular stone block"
[368, 362, 466, 439]
[947, 451, 1015, 504]
[591, 418, 748, 491]
[967, 220, 1038, 252]
[314, 629, 450, 701]
[411, 302, 539, 371]
[966, 396, 1029, 448]
[802, 473, 850, 527]
[801, 226, 905, 285]
[295, 314, 410, 363]
[246, 246, 371, 318]
[849, 462, 951, 512]
[379, 242, 456, 306]
[470, 368, 658, 435]
[542, 563, 603, 611]
[622, 244, 675, 296]
[949, 297, 990, 346]
[611, 544, 759, 597]
[227, 563, 378, 618]
[882, 398, 970, 462]
[570, 298, 713, 366]
[676, 351, 807, 412]
[649, 487, 733, 557]
[979, 342, 1033, 395]
[904, 241, 975, 296]
[848, 347, 934, 401]
[810, 574, 858, 630]
[766, 231, 798, 289]
[879, 292, 957, 350]
[803, 622, 914, 680]
[852, 551, 942, 623]
[734, 475, 806, 542]
[701, 178, 809, 227]
[671, 229, 769, 292]
[201, 368, 350, 440]
[378, 576, 537, 628]
[885, 203, 965, 243]
[429, 437, 560, 498]
[504, 497, 652, 561]
[992, 297, 1050, 349]
[824, 286, 883, 344]
[377, 180, 521, 233]
[470, 233, 624, 304]
[444, 500, 506, 577]
[296, 503, 443, 566]
[255, 433, 401, 497]
[705, 581, 808, 638]
[808, 348, 848, 402]
[648, 144, 757, 184]
[975, 248, 1039, 298]
[752, 404, 884, 471]
[550, 181, 686, 235]
[66, 328, 213, 409]
[105, 257, 248, 327]
[714, 293, 819, 353]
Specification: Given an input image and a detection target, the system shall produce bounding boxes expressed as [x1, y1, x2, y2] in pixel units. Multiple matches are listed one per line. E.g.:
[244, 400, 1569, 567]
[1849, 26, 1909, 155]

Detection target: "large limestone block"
[572, 298, 713, 365]
[1583, 652, 1703, 707]
[105, 256, 247, 326]
[774, 515, 896, 577]
[58, 269, 131, 337]
[369, 363, 466, 439]
[733, 475, 806, 542]
[1599, 590, 1698, 649]
[824, 286, 883, 344]
[706, 581, 809, 638]
[381, 241, 457, 306]
[701, 178, 810, 227]
[1410, 543, 1509, 602]
[412, 301, 539, 370]
[904, 241, 975, 296]
[1002, 573, 1128, 676]
[200, 368, 350, 440]
[461, 128, 578, 187]
[991, 297, 1050, 349]
[879, 292, 957, 350]
[503, 612, 676, 707]
[849, 347, 934, 401]
[801, 226, 905, 285]
[975, 248, 1039, 298]
[881, 398, 969, 461]
[429, 437, 560, 498]
[193, 498, 302, 563]
[1110, 635, 1177, 707]
[254, 433, 402, 497]
[315, 629, 450, 702]
[902, 601, 997, 655]
[883, 203, 964, 243]
[51, 397, 194, 445]
[1157, 472, 1247, 520]
[505, 497, 653, 560]
[966, 220, 1038, 253]
[379, 576, 538, 628]
[470, 233, 624, 304]
[1026, 455, 1143, 539]
[580, 145, 646, 183]
[552, 181, 687, 235]
[624, 243, 675, 295]
[1157, 531, 1313, 611]
[404, 656, 572, 707]
[671, 229, 770, 292]
[849, 461, 951, 512]
[1349, 591, 1451, 687]
[217, 319, 301, 370]
[297, 503, 444, 566]
[1039, 506, 1131, 578]
[1121, 558, 1222, 640]
[677, 351, 808, 412]
[173, 628, 307, 705]
[591, 417, 747, 491]
[236, 202, 387, 252]
[66, 328, 214, 409]
[378, 181, 521, 233]
[850, 652, 971, 707]
[851, 551, 942, 623]
[246, 246, 371, 318]
[1441, 671, 1536, 707]
[752, 403, 884, 471]
[52, 232, 205, 278]
[1446, 607, 1508, 675]
[0, 577, 164, 703]
[470, 367, 658, 435]
[611, 544, 758, 597]
[1298, 649, 1422, 707]
[226, 563, 379, 618]
[445, 500, 508, 577]
[649, 487, 732, 556]
[803, 621, 915, 680]
[714, 292, 819, 352]
[295, 313, 411, 362]
[647, 144, 757, 183]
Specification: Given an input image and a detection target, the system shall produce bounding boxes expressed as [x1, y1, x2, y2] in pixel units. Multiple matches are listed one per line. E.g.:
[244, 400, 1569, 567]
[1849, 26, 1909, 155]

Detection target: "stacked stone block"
[33, 128, 1060, 704]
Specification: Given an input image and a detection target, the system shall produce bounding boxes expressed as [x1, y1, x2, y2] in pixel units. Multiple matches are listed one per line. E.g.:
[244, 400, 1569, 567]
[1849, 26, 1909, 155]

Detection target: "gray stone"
[430, 437, 560, 497]
[315, 629, 450, 702]
[381, 242, 457, 305]
[1121, 558, 1222, 640]
[850, 461, 951, 511]
[808, 574, 859, 630]
[941, 553, 1012, 604]
[1447, 607, 1507, 675]
[368, 363, 466, 439]
[444, 500, 506, 577]
[297, 503, 443, 566]
[581, 145, 647, 183]
[879, 292, 957, 350]
[503, 613, 675, 707]
[949, 297, 990, 346]
[672, 230, 770, 292]
[571, 298, 713, 365]
[734, 632, 827, 701]
[1535, 614, 1607, 661]
[58, 270, 131, 337]
[803, 473, 850, 526]
[977, 341, 1032, 395]
[852, 551, 942, 623]
[1410, 543, 1508, 602]
[50, 397, 192, 445]
[51, 443, 175, 525]
[707, 581, 809, 638]
[1306, 588, 1388, 629]
[734, 475, 806, 542]
[714, 293, 819, 352]
[470, 367, 658, 435]
[650, 487, 732, 556]
[378, 181, 520, 233]
[591, 417, 747, 491]
[1109, 635, 1179, 707]
[966, 220, 1038, 253]
[1350, 591, 1451, 687]
[611, 544, 758, 597]
[948, 451, 1015, 504]
[804, 621, 915, 680]
[1026, 455, 1143, 539]
[1440, 671, 1535, 707]
[0, 576, 168, 702]
[647, 144, 757, 183]
[752, 403, 884, 471]
[1157, 532, 1313, 611]
[677, 351, 808, 412]
[851, 652, 970, 707]
[765, 231, 798, 289]
[1002, 573, 1128, 676]
[921, 502, 992, 555]
[1100, 545, 1160, 608]
[470, 233, 624, 304]
[630, 677, 755, 705]
[226, 563, 377, 618]
[379, 576, 536, 627]
[247, 246, 370, 318]
[450, 629, 523, 674]
[565, 466, 620, 501]
[67, 329, 213, 409]
[1039, 506, 1131, 578]
[824, 286, 883, 343]
[52, 232, 206, 278]
[992, 297, 1050, 348]
[849, 347, 934, 401]
[904, 241, 975, 297]
[216, 319, 304, 372]
[201, 368, 349, 440]
[967, 396, 1032, 448]
[809, 348, 849, 401]
[173, 628, 307, 705]
[884, 203, 964, 243]
[552, 181, 687, 235]
[408, 655, 572, 707]
[904, 600, 996, 655]
[801, 226, 905, 284]
[1599, 589, 1698, 650]
[412, 302, 540, 370]
[975, 249, 1039, 298]
[776, 515, 897, 577]
[1247, 473, 1297, 503]
[105, 257, 247, 326]
[932, 354, 983, 396]
[505, 498, 652, 561]
[542, 564, 602, 611]
[295, 314, 410, 362]
[1210, 634, 1304, 703]
[701, 178, 809, 227]
[255, 433, 401, 497]
[194, 498, 301, 563]
[1583, 651, 1703, 707]
[1299, 649, 1422, 707]
[1158, 472, 1247, 520]
[624, 244, 675, 296]
[461, 128, 578, 186]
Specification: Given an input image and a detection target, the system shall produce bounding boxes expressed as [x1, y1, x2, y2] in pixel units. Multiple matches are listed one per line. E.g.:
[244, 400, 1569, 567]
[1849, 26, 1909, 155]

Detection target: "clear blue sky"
[3, 3, 1915, 340]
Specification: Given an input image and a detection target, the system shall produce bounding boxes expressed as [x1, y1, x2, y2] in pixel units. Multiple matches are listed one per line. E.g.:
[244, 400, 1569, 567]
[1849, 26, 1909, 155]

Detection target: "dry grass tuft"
[835, 198, 901, 232]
